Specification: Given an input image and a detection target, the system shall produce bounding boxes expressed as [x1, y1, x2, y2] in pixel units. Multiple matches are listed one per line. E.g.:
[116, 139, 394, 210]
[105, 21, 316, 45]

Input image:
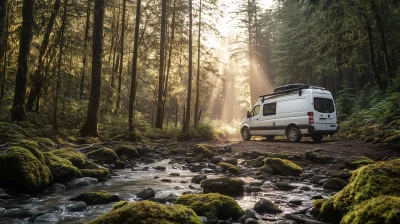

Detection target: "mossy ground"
[217, 162, 240, 175]
[263, 158, 303, 176]
[175, 193, 244, 220]
[51, 148, 87, 168]
[43, 152, 82, 182]
[32, 137, 57, 147]
[0, 147, 51, 193]
[87, 200, 201, 224]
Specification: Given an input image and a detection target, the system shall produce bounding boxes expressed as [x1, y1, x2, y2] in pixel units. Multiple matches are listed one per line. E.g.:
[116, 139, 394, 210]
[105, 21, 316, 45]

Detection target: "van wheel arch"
[286, 124, 302, 142]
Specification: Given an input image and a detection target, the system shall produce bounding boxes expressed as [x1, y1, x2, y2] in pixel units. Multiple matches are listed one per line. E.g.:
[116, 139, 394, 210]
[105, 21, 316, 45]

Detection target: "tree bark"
[80, 1, 91, 100]
[366, 22, 383, 90]
[26, 0, 61, 112]
[129, 0, 141, 140]
[80, 0, 105, 137]
[53, 0, 68, 132]
[175, 97, 178, 127]
[0, 0, 8, 104]
[114, 0, 127, 117]
[194, 0, 201, 127]
[155, 0, 167, 128]
[183, 0, 193, 132]
[11, 0, 35, 122]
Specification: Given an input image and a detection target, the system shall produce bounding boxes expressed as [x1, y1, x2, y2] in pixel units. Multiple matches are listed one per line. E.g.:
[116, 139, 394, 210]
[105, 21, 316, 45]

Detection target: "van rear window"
[314, 98, 335, 113]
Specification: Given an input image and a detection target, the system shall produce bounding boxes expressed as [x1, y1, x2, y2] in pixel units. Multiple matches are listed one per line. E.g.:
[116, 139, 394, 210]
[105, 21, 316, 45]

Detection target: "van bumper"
[306, 125, 339, 136]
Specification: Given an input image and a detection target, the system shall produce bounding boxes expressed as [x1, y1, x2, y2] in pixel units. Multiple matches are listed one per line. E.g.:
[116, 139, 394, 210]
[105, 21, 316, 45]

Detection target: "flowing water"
[0, 159, 332, 223]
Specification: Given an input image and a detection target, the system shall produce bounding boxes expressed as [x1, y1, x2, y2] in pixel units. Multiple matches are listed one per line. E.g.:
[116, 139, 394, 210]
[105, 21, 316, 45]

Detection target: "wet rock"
[275, 182, 297, 190]
[201, 177, 245, 197]
[206, 213, 219, 224]
[300, 185, 311, 191]
[277, 220, 296, 224]
[169, 172, 180, 176]
[208, 164, 217, 169]
[0, 208, 37, 218]
[245, 218, 259, 224]
[224, 158, 238, 166]
[245, 186, 262, 193]
[224, 146, 232, 152]
[34, 213, 59, 223]
[198, 216, 207, 224]
[211, 156, 223, 164]
[310, 174, 327, 184]
[64, 201, 87, 212]
[250, 181, 263, 186]
[305, 150, 335, 164]
[87, 147, 118, 164]
[262, 158, 303, 176]
[154, 176, 160, 179]
[190, 165, 207, 172]
[182, 191, 194, 195]
[254, 199, 282, 214]
[288, 199, 302, 205]
[136, 188, 155, 199]
[180, 180, 188, 183]
[114, 160, 126, 169]
[142, 158, 155, 163]
[0, 189, 11, 199]
[238, 209, 257, 223]
[189, 184, 199, 190]
[204, 168, 214, 173]
[154, 166, 166, 171]
[115, 145, 138, 158]
[65, 177, 98, 189]
[141, 167, 149, 171]
[311, 195, 323, 199]
[161, 179, 172, 182]
[193, 144, 216, 158]
[70, 191, 120, 205]
[43, 152, 82, 183]
[102, 164, 110, 168]
[174, 185, 185, 190]
[323, 178, 346, 190]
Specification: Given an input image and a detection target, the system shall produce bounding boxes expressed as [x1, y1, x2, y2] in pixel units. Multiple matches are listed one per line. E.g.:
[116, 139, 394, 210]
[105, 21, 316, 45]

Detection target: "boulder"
[136, 188, 155, 200]
[0, 147, 51, 193]
[305, 149, 335, 164]
[80, 168, 110, 181]
[345, 156, 374, 169]
[115, 145, 139, 158]
[263, 158, 302, 176]
[64, 201, 87, 212]
[47, 183, 67, 192]
[217, 162, 240, 175]
[200, 177, 245, 197]
[254, 199, 282, 214]
[211, 156, 223, 164]
[65, 177, 98, 189]
[70, 191, 120, 205]
[193, 144, 215, 158]
[175, 193, 244, 220]
[51, 148, 87, 168]
[323, 178, 346, 190]
[34, 213, 60, 223]
[87, 147, 119, 164]
[114, 160, 126, 169]
[43, 152, 82, 183]
[224, 158, 238, 166]
[87, 201, 201, 224]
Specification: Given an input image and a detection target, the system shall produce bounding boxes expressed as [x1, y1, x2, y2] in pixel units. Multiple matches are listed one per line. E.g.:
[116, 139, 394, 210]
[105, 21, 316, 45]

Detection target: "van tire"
[287, 127, 302, 142]
[311, 134, 323, 142]
[242, 128, 251, 141]
[265, 136, 275, 141]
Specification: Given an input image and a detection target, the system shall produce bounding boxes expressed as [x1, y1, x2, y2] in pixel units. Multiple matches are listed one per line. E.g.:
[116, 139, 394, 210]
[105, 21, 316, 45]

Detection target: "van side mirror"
[246, 111, 251, 118]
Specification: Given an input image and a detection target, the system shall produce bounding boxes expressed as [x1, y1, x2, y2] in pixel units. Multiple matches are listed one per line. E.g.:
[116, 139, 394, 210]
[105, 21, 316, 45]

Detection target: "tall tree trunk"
[11, 0, 35, 122]
[25, 0, 61, 112]
[80, 0, 105, 137]
[53, 0, 68, 132]
[183, 0, 193, 132]
[247, 0, 254, 104]
[194, 0, 201, 127]
[366, 22, 383, 90]
[0, 0, 8, 104]
[129, 0, 141, 140]
[175, 97, 178, 127]
[80, 1, 91, 100]
[114, 0, 127, 116]
[155, 0, 167, 128]
[111, 2, 120, 90]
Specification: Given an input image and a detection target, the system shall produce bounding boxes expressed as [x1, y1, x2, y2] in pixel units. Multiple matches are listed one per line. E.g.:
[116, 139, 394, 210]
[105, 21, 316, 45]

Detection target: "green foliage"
[87, 200, 201, 224]
[0, 147, 51, 193]
[175, 193, 244, 220]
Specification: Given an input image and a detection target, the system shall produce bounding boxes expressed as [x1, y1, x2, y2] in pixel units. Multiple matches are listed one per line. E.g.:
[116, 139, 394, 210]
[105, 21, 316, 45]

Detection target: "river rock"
[211, 156, 223, 164]
[189, 165, 207, 172]
[65, 177, 98, 189]
[64, 201, 87, 212]
[136, 188, 155, 199]
[310, 174, 327, 184]
[0, 208, 38, 218]
[161, 179, 171, 182]
[87, 147, 118, 164]
[245, 218, 260, 224]
[200, 177, 245, 197]
[169, 172, 180, 176]
[254, 199, 282, 214]
[154, 166, 166, 171]
[238, 209, 257, 223]
[0, 189, 10, 199]
[245, 186, 262, 193]
[174, 185, 185, 190]
[206, 213, 219, 224]
[224, 146, 232, 152]
[192, 175, 208, 184]
[70, 191, 120, 205]
[323, 178, 346, 190]
[34, 213, 59, 223]
[275, 182, 297, 190]
[204, 168, 214, 173]
[300, 185, 311, 191]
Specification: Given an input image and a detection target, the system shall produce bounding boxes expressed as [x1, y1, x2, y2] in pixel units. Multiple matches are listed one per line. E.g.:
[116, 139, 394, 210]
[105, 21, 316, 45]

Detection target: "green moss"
[193, 144, 215, 158]
[323, 178, 346, 190]
[263, 158, 303, 176]
[175, 193, 244, 220]
[51, 148, 87, 168]
[224, 158, 238, 166]
[246, 156, 265, 167]
[14, 140, 45, 163]
[70, 191, 120, 205]
[0, 122, 29, 144]
[305, 150, 335, 163]
[112, 201, 129, 210]
[87, 200, 201, 224]
[345, 156, 374, 169]
[317, 199, 341, 223]
[258, 164, 274, 174]
[87, 147, 119, 164]
[32, 137, 57, 147]
[114, 160, 126, 169]
[115, 145, 138, 158]
[43, 152, 82, 182]
[200, 177, 245, 197]
[217, 162, 240, 175]
[80, 168, 110, 179]
[0, 147, 51, 193]
[334, 170, 353, 180]
[341, 196, 400, 224]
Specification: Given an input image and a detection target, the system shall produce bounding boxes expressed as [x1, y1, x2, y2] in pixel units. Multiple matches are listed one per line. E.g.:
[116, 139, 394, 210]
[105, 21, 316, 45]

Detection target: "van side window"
[250, 105, 260, 117]
[314, 98, 335, 113]
[263, 102, 276, 116]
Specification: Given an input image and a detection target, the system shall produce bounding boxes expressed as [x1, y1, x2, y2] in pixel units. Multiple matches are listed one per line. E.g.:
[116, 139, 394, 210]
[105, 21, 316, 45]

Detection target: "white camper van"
[241, 84, 339, 142]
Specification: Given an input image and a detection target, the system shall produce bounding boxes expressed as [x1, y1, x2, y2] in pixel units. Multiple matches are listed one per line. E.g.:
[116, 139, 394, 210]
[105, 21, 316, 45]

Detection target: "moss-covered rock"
[246, 156, 265, 167]
[224, 158, 238, 166]
[70, 191, 120, 205]
[258, 164, 274, 173]
[0, 147, 51, 193]
[193, 144, 215, 158]
[333, 170, 353, 180]
[114, 160, 126, 169]
[341, 196, 400, 224]
[43, 152, 82, 183]
[315, 159, 400, 223]
[51, 148, 87, 168]
[87, 147, 119, 164]
[323, 178, 346, 190]
[32, 137, 57, 147]
[345, 156, 374, 169]
[80, 168, 110, 180]
[217, 162, 240, 175]
[175, 193, 244, 220]
[305, 149, 335, 163]
[87, 200, 201, 224]
[115, 145, 138, 158]
[254, 198, 282, 214]
[0, 122, 30, 144]
[112, 201, 129, 210]
[200, 177, 245, 197]
[14, 140, 45, 163]
[263, 158, 303, 176]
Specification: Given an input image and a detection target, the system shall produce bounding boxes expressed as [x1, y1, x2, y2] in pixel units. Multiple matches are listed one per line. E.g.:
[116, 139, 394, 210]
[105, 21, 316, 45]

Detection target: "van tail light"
[308, 112, 314, 124]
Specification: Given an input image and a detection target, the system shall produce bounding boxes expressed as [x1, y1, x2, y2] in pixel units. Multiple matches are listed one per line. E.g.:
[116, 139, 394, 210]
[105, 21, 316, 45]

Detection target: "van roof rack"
[259, 83, 310, 103]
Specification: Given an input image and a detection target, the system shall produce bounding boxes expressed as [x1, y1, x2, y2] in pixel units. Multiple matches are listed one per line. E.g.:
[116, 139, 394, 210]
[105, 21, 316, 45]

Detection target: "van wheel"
[312, 134, 323, 142]
[242, 128, 251, 141]
[265, 136, 275, 141]
[287, 127, 302, 142]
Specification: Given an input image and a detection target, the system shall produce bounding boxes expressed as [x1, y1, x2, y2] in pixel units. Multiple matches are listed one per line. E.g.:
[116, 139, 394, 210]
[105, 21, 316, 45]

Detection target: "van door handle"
[328, 115, 330, 118]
